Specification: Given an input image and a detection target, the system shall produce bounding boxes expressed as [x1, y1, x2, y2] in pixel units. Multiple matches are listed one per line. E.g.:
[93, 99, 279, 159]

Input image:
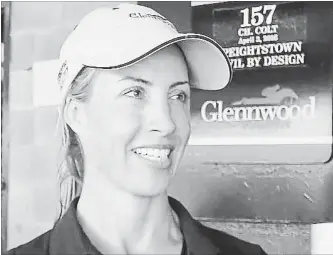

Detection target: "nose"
[144, 99, 176, 136]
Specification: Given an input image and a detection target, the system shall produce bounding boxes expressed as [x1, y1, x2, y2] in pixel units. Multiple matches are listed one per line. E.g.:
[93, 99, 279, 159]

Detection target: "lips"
[131, 145, 174, 169]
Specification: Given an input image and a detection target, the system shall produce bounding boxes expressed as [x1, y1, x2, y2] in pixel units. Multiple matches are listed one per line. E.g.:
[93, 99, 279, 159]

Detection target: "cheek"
[86, 101, 142, 152]
[171, 104, 191, 141]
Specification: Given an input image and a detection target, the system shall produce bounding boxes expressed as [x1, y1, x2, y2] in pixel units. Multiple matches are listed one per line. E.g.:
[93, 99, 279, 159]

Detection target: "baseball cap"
[57, 3, 232, 102]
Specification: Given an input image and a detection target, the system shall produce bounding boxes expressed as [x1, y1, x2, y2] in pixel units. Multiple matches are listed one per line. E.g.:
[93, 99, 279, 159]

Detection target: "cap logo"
[58, 61, 69, 89]
[129, 12, 176, 30]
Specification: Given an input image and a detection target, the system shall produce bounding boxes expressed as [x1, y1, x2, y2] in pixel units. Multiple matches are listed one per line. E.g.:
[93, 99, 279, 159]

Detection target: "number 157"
[240, 5, 277, 27]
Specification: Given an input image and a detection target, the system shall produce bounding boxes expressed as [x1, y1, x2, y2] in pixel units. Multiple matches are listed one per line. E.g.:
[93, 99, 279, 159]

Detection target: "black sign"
[191, 1, 333, 163]
[213, 2, 307, 69]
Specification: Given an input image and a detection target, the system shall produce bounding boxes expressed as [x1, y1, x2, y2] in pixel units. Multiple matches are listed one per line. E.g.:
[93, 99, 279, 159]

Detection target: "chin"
[135, 189, 167, 198]
[123, 187, 167, 198]
[121, 162, 177, 196]
[125, 179, 171, 197]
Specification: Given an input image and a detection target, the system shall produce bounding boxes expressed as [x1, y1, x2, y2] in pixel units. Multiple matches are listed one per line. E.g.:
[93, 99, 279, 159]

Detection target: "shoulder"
[4, 230, 51, 255]
[197, 221, 267, 255]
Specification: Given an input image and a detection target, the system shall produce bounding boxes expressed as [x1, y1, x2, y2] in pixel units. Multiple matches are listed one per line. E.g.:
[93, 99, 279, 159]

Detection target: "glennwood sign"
[190, 1, 333, 163]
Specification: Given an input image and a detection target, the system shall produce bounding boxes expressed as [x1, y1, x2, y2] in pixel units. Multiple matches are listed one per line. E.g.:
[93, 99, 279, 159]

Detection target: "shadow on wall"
[195, 189, 257, 219]
[324, 170, 333, 221]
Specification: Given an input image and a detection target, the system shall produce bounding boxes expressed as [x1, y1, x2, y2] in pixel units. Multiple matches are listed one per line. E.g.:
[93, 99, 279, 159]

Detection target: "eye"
[123, 86, 145, 99]
[170, 92, 188, 103]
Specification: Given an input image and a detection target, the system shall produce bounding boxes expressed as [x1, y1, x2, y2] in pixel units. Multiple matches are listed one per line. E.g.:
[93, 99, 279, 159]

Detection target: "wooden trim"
[1, 2, 11, 252]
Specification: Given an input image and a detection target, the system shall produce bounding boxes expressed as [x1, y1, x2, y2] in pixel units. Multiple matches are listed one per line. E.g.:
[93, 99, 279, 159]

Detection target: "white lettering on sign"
[201, 96, 316, 122]
[224, 41, 305, 69]
[240, 5, 277, 27]
[254, 24, 278, 35]
[228, 4, 306, 68]
[229, 58, 245, 68]
[246, 56, 261, 68]
[224, 42, 303, 58]
[263, 54, 305, 66]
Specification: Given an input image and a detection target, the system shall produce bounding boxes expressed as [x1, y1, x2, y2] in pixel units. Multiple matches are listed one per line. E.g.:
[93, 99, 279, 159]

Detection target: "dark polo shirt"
[6, 197, 267, 255]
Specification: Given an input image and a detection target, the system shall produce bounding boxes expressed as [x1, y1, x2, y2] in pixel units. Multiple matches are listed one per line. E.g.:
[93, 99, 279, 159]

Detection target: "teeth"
[136, 148, 147, 155]
[152, 149, 159, 158]
[134, 148, 171, 160]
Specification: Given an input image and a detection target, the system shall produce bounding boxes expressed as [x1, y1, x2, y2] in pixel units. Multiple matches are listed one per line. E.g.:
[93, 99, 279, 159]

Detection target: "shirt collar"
[168, 197, 220, 255]
[49, 196, 219, 255]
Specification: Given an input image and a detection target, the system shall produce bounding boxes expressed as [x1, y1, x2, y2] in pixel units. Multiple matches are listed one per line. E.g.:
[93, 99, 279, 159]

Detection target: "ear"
[64, 99, 87, 134]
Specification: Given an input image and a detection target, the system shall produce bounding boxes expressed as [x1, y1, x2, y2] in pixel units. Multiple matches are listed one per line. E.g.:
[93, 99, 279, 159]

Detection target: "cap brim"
[80, 33, 233, 91]
[177, 34, 233, 90]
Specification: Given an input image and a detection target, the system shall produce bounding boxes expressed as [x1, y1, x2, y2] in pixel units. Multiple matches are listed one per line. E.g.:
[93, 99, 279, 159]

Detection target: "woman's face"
[72, 45, 191, 196]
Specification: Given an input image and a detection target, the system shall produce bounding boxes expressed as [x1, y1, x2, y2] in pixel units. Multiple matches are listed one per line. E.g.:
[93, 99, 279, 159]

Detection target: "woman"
[7, 3, 267, 255]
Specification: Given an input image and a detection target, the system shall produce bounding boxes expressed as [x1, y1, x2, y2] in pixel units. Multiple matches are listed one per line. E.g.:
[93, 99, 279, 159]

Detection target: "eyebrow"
[120, 76, 189, 89]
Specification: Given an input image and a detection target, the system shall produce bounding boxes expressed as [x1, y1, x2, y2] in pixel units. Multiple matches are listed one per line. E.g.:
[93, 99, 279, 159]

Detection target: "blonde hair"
[56, 67, 97, 218]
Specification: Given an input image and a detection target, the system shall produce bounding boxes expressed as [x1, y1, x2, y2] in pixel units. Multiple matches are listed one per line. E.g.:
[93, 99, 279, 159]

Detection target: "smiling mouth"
[131, 147, 173, 168]
[133, 147, 171, 161]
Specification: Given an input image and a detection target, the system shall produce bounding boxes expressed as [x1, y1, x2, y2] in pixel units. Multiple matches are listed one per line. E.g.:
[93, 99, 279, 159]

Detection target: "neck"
[76, 174, 182, 254]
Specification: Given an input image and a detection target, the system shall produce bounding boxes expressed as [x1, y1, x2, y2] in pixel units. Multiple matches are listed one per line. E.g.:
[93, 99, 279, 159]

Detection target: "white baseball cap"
[57, 3, 232, 101]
